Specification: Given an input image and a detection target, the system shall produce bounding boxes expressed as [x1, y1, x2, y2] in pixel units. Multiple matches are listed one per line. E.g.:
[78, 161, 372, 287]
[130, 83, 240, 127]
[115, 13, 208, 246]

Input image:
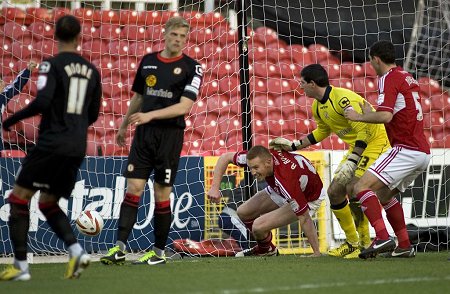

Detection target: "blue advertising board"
[0, 156, 205, 254]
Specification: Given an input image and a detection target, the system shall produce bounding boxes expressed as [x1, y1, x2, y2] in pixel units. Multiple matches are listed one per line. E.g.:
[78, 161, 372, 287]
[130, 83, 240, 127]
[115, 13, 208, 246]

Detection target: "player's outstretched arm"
[207, 152, 235, 204]
[269, 136, 312, 151]
[297, 211, 321, 257]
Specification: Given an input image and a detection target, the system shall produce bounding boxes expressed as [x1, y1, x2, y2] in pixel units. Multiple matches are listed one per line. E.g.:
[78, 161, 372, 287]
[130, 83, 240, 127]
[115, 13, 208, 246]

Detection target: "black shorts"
[15, 148, 84, 199]
[124, 125, 184, 185]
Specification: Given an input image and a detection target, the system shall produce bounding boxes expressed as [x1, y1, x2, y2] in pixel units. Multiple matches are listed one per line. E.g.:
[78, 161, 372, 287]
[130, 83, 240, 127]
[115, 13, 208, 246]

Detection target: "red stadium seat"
[80, 24, 100, 42]
[91, 114, 119, 137]
[0, 149, 26, 158]
[98, 24, 121, 41]
[208, 59, 238, 77]
[278, 62, 299, 79]
[7, 93, 33, 113]
[203, 11, 227, 27]
[218, 76, 240, 97]
[287, 44, 312, 66]
[120, 25, 148, 40]
[206, 94, 230, 115]
[118, 9, 142, 25]
[51, 7, 70, 22]
[2, 7, 32, 25]
[253, 62, 281, 78]
[352, 77, 377, 96]
[141, 10, 175, 26]
[26, 7, 52, 23]
[112, 57, 139, 73]
[190, 99, 208, 115]
[100, 10, 120, 24]
[362, 61, 377, 79]
[189, 27, 214, 44]
[107, 40, 131, 56]
[3, 22, 29, 40]
[250, 77, 268, 96]
[11, 42, 34, 60]
[200, 79, 220, 97]
[146, 25, 165, 42]
[252, 26, 280, 46]
[73, 8, 101, 26]
[308, 44, 332, 63]
[250, 45, 278, 64]
[212, 27, 238, 47]
[183, 43, 206, 61]
[81, 39, 108, 60]
[28, 21, 54, 41]
[266, 43, 291, 63]
[34, 40, 57, 58]
[128, 41, 153, 56]
[418, 77, 442, 97]
[266, 78, 293, 95]
[341, 62, 364, 78]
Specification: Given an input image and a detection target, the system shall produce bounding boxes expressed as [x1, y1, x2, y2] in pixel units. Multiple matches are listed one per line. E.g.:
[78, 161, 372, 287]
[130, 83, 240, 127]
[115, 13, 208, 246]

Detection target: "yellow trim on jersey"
[311, 86, 389, 149]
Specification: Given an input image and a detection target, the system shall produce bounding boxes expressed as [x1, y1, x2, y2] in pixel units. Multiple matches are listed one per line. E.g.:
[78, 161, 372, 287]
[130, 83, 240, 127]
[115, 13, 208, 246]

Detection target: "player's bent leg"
[65, 251, 91, 279]
[0, 265, 31, 281]
[236, 204, 296, 257]
[236, 189, 278, 222]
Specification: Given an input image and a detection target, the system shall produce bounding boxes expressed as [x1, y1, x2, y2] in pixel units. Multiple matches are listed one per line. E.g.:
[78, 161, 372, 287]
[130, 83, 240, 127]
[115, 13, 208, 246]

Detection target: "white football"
[76, 210, 104, 236]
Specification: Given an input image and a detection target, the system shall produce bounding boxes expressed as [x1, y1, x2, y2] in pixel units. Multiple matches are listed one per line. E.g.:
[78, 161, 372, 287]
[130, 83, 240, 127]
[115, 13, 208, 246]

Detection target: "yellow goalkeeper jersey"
[310, 86, 388, 148]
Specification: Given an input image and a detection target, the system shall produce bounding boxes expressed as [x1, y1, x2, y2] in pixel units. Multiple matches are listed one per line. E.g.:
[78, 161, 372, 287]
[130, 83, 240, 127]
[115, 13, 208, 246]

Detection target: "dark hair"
[55, 15, 81, 42]
[300, 64, 329, 87]
[369, 40, 396, 64]
[247, 145, 271, 161]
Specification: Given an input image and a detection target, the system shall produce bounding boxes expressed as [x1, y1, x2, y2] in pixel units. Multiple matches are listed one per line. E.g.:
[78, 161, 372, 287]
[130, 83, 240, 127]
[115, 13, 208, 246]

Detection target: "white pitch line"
[191, 275, 450, 294]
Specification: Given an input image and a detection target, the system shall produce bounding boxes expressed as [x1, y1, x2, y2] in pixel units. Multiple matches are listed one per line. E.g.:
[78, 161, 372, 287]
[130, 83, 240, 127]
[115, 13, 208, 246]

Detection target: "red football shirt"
[233, 150, 323, 215]
[376, 66, 430, 154]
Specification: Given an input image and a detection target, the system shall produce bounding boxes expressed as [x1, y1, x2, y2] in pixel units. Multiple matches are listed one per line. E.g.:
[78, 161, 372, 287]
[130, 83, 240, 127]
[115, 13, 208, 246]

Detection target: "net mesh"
[0, 0, 449, 261]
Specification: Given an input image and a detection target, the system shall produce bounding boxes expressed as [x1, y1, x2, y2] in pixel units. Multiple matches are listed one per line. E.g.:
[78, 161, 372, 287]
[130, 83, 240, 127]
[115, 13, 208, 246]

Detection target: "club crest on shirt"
[338, 97, 351, 108]
[127, 164, 134, 172]
[146, 75, 157, 87]
[173, 67, 182, 75]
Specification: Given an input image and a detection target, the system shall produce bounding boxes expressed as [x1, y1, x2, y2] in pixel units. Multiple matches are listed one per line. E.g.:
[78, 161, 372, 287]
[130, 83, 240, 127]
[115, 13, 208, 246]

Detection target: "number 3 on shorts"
[165, 169, 171, 184]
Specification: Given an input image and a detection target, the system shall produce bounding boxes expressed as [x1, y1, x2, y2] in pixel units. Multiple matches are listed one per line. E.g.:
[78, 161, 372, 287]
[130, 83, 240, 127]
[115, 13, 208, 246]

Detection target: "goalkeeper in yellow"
[270, 64, 390, 258]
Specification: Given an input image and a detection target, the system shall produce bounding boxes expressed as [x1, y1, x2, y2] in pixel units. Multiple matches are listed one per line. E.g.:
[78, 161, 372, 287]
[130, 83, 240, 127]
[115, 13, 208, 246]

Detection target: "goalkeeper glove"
[269, 137, 301, 151]
[334, 152, 360, 185]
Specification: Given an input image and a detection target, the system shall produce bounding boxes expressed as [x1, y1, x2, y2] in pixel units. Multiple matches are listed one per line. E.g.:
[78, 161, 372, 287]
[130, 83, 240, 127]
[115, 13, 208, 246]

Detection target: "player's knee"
[251, 219, 266, 239]
[327, 185, 344, 204]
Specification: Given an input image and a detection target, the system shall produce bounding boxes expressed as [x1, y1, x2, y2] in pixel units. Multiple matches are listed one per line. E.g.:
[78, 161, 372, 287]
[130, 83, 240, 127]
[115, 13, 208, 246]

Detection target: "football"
[76, 210, 104, 236]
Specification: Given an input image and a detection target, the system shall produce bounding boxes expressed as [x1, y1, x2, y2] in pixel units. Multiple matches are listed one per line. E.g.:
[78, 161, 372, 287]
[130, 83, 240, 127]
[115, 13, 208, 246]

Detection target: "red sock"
[243, 219, 254, 232]
[383, 198, 410, 248]
[256, 231, 273, 251]
[356, 190, 390, 240]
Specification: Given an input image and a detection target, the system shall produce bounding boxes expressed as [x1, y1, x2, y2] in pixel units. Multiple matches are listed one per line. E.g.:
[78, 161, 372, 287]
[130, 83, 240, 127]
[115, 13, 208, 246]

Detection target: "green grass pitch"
[1, 252, 449, 294]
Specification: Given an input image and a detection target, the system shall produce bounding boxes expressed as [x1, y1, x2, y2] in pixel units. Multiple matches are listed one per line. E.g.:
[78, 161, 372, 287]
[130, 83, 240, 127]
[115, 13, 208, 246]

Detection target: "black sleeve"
[88, 72, 102, 125]
[3, 97, 49, 130]
[131, 57, 145, 95]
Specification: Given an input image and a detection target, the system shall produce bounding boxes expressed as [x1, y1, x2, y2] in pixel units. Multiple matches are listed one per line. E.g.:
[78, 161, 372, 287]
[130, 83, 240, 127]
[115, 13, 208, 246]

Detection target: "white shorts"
[368, 146, 431, 192]
[265, 186, 326, 217]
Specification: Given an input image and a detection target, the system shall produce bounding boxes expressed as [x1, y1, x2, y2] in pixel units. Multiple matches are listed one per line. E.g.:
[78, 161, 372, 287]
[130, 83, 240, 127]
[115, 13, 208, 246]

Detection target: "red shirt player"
[208, 145, 325, 257]
[345, 40, 431, 259]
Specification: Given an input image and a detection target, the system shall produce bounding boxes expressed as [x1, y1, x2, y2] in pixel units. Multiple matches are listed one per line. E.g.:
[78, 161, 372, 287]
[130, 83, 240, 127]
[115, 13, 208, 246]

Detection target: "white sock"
[14, 259, 29, 272]
[116, 241, 126, 251]
[152, 247, 164, 257]
[68, 243, 84, 257]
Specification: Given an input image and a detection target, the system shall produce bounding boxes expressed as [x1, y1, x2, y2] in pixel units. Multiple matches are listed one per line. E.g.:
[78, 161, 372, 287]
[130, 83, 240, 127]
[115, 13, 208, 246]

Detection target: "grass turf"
[1, 252, 449, 294]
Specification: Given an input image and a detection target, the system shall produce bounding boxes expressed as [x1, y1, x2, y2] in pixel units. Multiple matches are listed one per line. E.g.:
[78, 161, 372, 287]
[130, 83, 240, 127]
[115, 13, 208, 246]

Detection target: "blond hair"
[165, 16, 190, 32]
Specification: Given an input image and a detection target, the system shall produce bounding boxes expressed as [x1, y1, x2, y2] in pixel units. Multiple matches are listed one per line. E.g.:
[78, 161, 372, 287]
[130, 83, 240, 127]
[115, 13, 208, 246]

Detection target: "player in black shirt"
[101, 16, 202, 266]
[0, 15, 101, 281]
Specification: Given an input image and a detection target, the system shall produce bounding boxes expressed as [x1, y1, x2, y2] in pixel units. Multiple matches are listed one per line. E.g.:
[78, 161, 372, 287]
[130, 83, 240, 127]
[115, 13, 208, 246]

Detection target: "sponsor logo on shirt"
[146, 88, 174, 98]
[146, 75, 157, 87]
[173, 67, 182, 75]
